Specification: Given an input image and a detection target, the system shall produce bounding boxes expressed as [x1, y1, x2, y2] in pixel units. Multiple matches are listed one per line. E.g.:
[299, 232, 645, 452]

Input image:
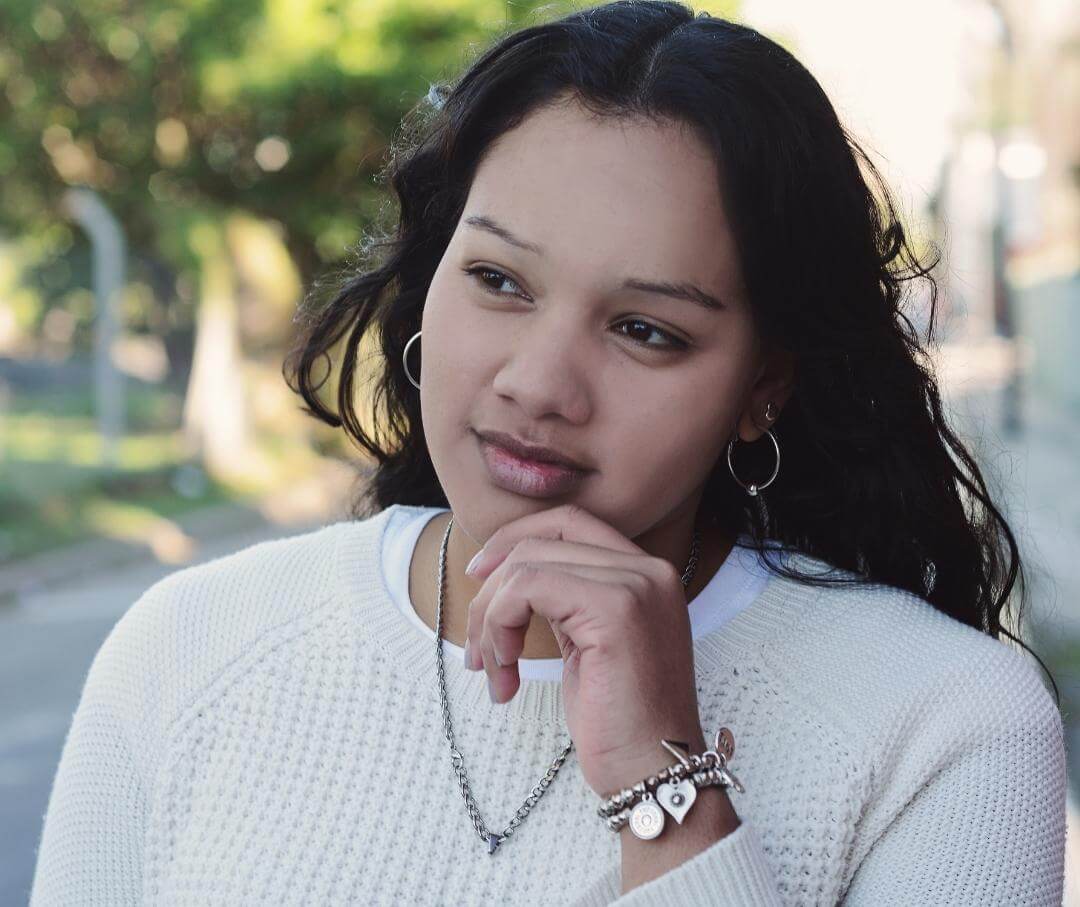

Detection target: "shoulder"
[764, 553, 1062, 750]
[85, 513, 391, 743]
[117, 519, 347, 651]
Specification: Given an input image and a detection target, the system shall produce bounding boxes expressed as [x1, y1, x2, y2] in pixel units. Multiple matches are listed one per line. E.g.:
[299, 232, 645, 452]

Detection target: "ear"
[735, 344, 796, 442]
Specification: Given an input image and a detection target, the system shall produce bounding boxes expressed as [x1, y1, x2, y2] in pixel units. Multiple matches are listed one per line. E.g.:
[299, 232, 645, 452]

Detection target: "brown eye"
[615, 318, 687, 351]
[461, 266, 526, 298]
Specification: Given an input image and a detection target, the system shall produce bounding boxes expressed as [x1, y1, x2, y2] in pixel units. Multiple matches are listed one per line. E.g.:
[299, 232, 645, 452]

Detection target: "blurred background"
[0, 0, 1077, 902]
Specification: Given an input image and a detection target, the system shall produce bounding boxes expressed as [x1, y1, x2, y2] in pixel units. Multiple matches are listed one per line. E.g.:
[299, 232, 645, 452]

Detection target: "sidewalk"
[0, 457, 363, 608]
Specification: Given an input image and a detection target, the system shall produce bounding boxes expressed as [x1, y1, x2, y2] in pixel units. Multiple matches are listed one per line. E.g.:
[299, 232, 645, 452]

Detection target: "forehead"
[463, 99, 739, 298]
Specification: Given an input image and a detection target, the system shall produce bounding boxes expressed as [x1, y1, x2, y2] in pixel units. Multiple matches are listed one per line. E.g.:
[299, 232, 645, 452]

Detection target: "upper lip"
[475, 428, 591, 471]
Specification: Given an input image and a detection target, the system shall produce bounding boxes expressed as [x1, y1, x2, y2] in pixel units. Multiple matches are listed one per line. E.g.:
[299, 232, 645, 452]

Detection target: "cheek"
[604, 374, 742, 479]
[418, 287, 490, 438]
[422, 276, 473, 373]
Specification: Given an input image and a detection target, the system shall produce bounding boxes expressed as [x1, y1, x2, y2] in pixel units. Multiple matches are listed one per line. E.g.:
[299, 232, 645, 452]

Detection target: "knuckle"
[592, 635, 620, 662]
[655, 556, 682, 587]
[628, 570, 651, 597]
[512, 537, 540, 558]
[609, 584, 638, 613]
[507, 559, 538, 577]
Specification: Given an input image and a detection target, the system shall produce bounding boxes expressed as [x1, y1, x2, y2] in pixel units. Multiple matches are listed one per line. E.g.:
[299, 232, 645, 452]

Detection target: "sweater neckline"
[335, 506, 825, 724]
[382, 504, 778, 682]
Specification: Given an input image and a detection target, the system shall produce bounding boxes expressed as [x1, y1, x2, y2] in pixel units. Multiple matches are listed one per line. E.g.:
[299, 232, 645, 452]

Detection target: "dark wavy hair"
[283, 0, 1056, 702]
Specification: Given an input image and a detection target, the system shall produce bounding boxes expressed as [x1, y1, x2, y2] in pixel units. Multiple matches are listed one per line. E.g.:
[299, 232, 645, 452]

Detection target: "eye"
[461, 265, 688, 352]
[614, 318, 688, 351]
[462, 265, 527, 298]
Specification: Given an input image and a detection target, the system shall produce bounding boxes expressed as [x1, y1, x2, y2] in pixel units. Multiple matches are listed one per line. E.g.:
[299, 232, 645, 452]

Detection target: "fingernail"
[466, 550, 483, 576]
[465, 640, 480, 671]
[488, 676, 498, 703]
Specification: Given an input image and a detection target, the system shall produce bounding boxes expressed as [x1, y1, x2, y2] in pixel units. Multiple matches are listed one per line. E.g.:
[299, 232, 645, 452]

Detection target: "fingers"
[471, 561, 643, 703]
[481, 646, 521, 705]
[468, 537, 666, 615]
[465, 538, 668, 646]
[466, 503, 646, 579]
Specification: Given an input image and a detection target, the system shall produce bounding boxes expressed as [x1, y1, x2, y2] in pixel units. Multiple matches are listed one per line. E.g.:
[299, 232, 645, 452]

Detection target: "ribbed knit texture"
[30, 506, 1068, 905]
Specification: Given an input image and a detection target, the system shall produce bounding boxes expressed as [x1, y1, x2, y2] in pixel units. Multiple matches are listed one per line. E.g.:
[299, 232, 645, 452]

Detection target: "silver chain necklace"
[434, 514, 702, 855]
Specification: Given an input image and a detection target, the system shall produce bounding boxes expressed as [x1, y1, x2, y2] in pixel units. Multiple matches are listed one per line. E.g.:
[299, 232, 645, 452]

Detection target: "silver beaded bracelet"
[597, 727, 744, 840]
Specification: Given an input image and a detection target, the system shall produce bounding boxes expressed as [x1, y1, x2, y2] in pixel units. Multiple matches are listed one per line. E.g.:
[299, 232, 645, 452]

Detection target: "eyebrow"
[463, 214, 726, 312]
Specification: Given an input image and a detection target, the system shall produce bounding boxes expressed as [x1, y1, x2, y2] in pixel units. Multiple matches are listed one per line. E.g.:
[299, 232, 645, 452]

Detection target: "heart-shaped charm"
[655, 777, 697, 824]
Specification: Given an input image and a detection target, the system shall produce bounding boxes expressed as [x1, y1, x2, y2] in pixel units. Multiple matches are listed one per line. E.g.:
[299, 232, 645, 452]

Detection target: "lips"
[474, 429, 589, 470]
[476, 434, 591, 499]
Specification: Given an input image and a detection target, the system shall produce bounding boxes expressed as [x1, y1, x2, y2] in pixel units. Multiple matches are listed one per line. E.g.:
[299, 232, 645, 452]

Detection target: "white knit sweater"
[30, 505, 1068, 905]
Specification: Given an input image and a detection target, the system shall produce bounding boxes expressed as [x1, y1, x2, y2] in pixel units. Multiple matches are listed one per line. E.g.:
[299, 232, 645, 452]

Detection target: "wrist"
[598, 727, 708, 800]
[598, 724, 744, 835]
[618, 782, 741, 839]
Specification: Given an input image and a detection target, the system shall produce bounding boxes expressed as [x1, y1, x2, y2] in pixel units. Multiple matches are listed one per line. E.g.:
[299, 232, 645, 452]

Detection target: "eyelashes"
[460, 265, 688, 352]
[463, 266, 525, 299]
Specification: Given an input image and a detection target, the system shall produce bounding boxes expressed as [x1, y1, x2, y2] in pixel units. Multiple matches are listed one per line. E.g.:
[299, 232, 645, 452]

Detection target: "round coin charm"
[628, 793, 666, 840]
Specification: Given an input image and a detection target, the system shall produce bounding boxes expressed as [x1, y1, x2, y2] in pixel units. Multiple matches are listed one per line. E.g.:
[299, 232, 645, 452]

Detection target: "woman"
[31, 2, 1066, 904]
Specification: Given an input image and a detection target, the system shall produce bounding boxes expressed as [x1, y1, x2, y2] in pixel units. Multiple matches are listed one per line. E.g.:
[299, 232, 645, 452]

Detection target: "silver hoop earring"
[403, 330, 422, 390]
[726, 427, 780, 497]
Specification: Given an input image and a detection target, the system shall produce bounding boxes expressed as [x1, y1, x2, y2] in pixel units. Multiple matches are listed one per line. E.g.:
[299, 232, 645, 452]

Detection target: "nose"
[490, 314, 591, 423]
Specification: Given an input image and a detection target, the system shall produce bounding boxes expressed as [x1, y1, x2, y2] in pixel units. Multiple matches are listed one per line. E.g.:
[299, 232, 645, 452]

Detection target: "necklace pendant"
[486, 833, 501, 854]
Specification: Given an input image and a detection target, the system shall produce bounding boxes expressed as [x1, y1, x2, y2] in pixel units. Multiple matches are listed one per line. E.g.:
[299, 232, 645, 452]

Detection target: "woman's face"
[420, 95, 784, 545]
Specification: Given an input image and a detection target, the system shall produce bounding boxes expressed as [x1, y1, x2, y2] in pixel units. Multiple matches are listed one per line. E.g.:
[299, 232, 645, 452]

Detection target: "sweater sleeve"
[572, 659, 1067, 906]
[839, 671, 1067, 905]
[567, 817, 783, 907]
[29, 602, 155, 906]
[612, 818, 784, 905]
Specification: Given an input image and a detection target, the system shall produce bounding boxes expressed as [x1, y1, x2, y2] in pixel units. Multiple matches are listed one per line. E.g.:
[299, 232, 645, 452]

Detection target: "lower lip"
[477, 435, 590, 498]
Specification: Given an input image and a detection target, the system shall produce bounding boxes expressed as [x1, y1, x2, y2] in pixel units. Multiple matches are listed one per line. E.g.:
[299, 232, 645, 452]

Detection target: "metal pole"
[987, 0, 1022, 437]
[59, 187, 126, 468]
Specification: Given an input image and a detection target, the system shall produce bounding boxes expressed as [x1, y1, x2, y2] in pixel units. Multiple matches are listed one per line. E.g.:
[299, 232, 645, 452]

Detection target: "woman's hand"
[463, 503, 708, 798]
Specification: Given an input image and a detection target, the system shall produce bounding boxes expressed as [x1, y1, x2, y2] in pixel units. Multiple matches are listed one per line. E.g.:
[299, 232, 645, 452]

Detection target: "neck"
[408, 510, 736, 661]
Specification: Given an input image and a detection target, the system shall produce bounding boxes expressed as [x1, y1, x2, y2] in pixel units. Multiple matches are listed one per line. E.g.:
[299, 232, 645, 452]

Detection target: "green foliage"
[0, 0, 593, 328]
